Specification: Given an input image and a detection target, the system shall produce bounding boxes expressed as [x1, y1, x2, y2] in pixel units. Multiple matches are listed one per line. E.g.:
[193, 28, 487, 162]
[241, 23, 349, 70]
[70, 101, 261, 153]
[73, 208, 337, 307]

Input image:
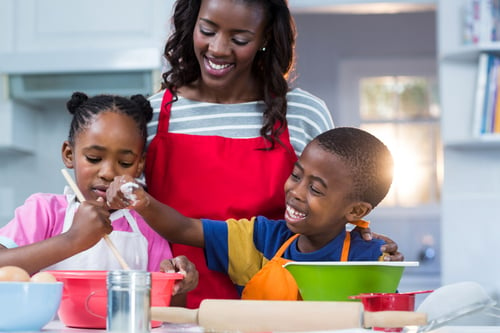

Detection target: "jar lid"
[107, 270, 151, 287]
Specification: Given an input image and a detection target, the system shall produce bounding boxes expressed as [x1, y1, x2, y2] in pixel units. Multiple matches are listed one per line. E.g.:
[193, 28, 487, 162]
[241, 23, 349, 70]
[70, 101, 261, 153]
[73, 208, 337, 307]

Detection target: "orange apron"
[145, 90, 297, 308]
[242, 221, 370, 301]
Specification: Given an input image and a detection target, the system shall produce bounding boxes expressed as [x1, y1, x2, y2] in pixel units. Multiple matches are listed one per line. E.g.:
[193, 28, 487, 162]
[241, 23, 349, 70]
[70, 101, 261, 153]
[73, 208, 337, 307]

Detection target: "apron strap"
[349, 220, 370, 228]
[158, 89, 174, 133]
[109, 210, 141, 234]
[341, 220, 369, 261]
[341, 232, 351, 261]
[274, 234, 300, 258]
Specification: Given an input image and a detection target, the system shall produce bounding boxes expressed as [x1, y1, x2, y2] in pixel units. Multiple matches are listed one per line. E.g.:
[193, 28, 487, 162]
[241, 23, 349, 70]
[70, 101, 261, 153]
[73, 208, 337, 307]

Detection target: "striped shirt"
[147, 88, 334, 156]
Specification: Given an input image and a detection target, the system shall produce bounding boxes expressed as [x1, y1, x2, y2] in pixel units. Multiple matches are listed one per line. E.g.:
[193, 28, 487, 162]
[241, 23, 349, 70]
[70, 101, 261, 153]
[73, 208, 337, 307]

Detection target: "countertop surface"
[41, 321, 203, 332]
[38, 321, 499, 333]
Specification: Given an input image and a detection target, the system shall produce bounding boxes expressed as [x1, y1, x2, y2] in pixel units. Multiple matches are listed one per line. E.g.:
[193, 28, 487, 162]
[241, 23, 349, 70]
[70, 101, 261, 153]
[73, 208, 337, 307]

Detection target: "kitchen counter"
[41, 321, 203, 332]
[40, 321, 499, 333]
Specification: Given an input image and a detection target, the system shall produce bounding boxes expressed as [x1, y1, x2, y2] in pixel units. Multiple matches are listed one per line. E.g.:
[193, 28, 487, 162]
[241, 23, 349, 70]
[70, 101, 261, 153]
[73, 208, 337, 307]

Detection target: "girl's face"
[193, 0, 267, 92]
[62, 112, 145, 202]
[283, 141, 369, 250]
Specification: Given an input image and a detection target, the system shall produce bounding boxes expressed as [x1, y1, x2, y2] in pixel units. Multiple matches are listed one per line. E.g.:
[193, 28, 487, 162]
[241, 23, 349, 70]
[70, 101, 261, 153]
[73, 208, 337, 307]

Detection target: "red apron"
[145, 90, 298, 308]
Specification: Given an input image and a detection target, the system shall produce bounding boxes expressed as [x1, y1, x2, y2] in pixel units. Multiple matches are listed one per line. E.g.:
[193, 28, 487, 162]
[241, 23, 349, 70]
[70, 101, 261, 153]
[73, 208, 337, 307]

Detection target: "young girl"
[0, 92, 197, 296]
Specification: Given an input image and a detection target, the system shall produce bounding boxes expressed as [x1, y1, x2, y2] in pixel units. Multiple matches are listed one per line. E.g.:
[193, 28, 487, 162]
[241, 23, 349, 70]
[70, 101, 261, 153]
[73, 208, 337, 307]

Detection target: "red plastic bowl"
[349, 290, 432, 332]
[47, 270, 183, 329]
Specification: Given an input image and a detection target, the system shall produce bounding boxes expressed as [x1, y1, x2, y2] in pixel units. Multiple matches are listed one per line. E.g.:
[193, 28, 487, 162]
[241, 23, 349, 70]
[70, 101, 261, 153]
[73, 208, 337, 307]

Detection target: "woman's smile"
[204, 56, 234, 77]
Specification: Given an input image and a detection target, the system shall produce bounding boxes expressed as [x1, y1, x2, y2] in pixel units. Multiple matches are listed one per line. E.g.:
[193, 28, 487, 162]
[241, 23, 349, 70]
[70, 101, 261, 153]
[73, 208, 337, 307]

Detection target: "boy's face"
[284, 141, 368, 245]
[61, 112, 145, 202]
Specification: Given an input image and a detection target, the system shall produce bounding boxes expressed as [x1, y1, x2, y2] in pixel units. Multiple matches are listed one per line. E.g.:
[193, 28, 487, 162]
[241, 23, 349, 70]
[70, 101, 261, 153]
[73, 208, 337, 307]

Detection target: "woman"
[145, 0, 402, 308]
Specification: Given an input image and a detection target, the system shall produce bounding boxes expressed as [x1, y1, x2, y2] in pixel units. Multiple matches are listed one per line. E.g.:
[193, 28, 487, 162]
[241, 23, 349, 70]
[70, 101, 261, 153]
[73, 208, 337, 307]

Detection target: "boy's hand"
[160, 255, 199, 295]
[106, 175, 149, 210]
[354, 226, 404, 261]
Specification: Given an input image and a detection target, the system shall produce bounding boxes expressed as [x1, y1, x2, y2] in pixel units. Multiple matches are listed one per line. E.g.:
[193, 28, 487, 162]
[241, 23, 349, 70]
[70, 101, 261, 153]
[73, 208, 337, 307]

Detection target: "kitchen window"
[338, 58, 441, 208]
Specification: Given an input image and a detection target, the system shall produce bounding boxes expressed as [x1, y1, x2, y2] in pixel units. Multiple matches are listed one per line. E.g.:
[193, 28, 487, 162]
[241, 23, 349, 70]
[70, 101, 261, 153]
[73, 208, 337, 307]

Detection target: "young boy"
[107, 127, 394, 300]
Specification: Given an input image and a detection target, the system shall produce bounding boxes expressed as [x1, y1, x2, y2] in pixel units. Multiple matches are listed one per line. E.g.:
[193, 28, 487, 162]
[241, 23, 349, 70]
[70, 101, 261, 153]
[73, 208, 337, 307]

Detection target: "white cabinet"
[439, 0, 500, 319]
[0, 0, 172, 73]
[0, 101, 37, 154]
[0, 0, 172, 153]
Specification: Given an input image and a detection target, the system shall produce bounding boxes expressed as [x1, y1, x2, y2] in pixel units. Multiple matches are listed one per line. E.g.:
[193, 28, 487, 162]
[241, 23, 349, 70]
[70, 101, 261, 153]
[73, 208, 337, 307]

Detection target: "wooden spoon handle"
[61, 168, 131, 270]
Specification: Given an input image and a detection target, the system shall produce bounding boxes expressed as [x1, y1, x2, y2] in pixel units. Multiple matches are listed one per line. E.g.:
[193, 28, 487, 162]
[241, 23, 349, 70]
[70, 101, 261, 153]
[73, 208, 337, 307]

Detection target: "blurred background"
[0, 0, 496, 324]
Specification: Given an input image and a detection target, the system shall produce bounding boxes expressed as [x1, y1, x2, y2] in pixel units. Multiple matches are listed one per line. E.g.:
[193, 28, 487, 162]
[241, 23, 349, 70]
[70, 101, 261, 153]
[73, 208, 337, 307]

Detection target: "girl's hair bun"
[130, 94, 153, 123]
[66, 91, 89, 114]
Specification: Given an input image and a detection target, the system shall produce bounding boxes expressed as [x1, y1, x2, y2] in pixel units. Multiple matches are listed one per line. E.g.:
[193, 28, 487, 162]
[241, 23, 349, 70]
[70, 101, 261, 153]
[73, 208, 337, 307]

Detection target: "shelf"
[442, 43, 500, 62]
[445, 135, 500, 149]
[0, 48, 161, 75]
[289, 0, 436, 14]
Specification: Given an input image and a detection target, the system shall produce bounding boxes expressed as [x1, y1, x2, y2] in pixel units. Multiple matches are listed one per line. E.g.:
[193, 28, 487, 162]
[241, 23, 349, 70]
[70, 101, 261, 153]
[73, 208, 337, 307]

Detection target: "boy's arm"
[106, 176, 205, 248]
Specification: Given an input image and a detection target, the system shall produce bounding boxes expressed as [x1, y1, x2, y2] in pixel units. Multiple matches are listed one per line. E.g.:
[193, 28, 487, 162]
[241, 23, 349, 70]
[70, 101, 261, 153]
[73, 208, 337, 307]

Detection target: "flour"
[120, 182, 140, 205]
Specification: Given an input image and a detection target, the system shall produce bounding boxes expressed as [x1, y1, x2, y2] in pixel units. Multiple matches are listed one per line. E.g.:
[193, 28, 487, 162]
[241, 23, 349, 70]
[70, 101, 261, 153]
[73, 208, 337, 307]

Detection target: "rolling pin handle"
[363, 311, 427, 328]
[151, 306, 199, 325]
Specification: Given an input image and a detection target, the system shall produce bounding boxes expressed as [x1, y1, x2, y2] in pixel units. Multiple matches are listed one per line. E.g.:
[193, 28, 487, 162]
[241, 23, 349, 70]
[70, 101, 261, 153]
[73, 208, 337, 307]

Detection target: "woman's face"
[193, 0, 267, 92]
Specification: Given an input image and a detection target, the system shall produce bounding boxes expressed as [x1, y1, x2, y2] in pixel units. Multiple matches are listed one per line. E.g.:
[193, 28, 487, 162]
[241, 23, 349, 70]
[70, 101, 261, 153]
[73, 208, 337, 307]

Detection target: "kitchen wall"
[293, 11, 437, 125]
[292, 11, 441, 295]
[1, 3, 441, 298]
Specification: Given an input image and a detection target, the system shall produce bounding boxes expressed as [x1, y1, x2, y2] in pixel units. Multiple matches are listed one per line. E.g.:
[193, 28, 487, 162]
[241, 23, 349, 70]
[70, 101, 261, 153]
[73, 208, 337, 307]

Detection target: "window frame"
[338, 57, 440, 216]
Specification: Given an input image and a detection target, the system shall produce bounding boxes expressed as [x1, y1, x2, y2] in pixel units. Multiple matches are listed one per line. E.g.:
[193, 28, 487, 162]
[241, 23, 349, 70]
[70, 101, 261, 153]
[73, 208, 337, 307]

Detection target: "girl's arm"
[0, 200, 112, 275]
[106, 176, 205, 248]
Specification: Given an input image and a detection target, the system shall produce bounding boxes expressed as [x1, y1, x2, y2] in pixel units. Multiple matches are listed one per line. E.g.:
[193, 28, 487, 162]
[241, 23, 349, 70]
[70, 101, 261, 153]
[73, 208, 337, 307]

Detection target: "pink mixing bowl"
[47, 270, 183, 329]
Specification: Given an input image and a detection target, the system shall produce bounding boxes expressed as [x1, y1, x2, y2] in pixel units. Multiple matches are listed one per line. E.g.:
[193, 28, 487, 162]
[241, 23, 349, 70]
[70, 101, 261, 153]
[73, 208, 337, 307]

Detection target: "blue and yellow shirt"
[202, 216, 385, 296]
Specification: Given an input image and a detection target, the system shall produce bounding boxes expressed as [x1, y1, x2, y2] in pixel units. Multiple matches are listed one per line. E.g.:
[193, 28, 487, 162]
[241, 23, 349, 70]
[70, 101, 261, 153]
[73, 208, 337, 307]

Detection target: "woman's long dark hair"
[162, 0, 296, 149]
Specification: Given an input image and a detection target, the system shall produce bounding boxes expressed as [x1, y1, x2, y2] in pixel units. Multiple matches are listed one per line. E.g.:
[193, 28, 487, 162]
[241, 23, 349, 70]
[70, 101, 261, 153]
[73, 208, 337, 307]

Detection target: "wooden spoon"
[61, 168, 130, 270]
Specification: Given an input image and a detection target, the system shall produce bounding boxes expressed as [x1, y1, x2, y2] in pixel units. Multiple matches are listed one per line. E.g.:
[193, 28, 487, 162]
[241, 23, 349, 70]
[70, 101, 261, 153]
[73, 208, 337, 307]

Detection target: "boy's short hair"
[314, 127, 394, 208]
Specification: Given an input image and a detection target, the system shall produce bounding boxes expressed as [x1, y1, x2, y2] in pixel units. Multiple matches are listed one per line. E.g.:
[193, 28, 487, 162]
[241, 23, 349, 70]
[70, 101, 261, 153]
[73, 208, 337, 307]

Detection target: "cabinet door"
[0, 1, 15, 54]
[15, 0, 170, 52]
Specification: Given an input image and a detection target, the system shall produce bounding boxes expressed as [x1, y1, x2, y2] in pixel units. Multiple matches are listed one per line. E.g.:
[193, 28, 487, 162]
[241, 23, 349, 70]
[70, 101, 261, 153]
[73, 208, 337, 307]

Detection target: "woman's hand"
[160, 255, 199, 295]
[354, 226, 404, 261]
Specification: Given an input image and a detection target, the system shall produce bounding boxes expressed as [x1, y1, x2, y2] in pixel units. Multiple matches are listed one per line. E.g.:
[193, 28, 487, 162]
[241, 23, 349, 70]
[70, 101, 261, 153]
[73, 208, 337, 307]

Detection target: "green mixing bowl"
[283, 261, 419, 302]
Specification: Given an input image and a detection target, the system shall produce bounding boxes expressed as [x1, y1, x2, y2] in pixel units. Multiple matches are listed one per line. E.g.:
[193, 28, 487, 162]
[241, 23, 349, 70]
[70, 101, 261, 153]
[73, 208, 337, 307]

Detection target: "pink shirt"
[0, 193, 172, 272]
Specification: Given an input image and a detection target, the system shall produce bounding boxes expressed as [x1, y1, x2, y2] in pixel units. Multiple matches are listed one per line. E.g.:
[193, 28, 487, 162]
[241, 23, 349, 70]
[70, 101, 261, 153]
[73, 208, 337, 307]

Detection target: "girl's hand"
[106, 175, 149, 210]
[66, 198, 112, 250]
[160, 255, 199, 295]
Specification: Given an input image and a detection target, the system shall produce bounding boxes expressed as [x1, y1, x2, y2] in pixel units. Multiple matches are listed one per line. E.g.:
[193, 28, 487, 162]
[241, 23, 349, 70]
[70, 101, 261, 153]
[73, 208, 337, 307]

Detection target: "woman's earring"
[260, 46, 266, 52]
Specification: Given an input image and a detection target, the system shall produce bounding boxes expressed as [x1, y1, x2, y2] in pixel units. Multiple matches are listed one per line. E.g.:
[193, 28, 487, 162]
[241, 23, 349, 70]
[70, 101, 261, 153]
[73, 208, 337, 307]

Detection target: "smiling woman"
[145, 0, 405, 309]
[144, 0, 339, 309]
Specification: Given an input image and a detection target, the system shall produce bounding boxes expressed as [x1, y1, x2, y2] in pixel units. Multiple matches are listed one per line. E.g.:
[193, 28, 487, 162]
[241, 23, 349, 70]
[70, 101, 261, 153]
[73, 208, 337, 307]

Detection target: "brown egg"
[0, 265, 30, 282]
[30, 271, 57, 283]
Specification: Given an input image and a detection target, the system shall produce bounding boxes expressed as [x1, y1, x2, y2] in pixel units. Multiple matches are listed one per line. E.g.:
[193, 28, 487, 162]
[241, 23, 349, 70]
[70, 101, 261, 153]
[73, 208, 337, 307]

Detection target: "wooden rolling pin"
[151, 299, 427, 332]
